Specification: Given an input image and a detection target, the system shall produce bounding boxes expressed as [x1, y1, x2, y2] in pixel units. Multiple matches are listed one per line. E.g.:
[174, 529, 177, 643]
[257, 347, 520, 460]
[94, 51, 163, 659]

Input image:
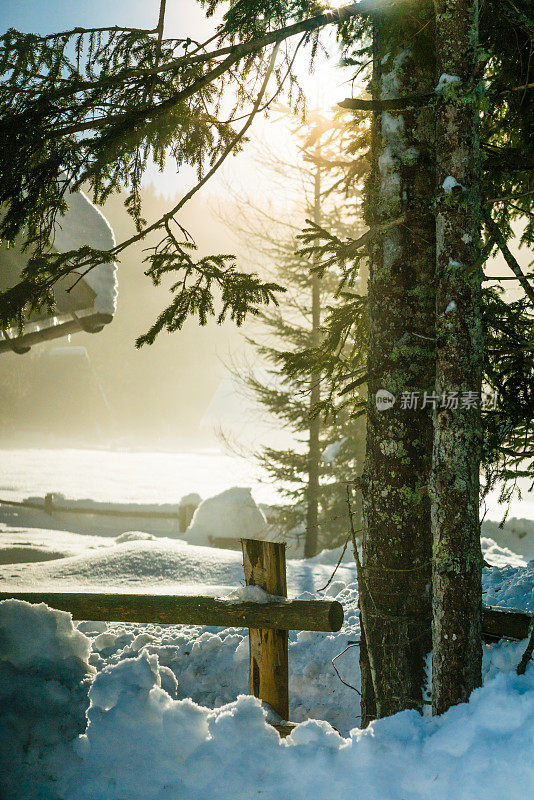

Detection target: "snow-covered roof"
[0, 188, 117, 354]
[52, 187, 117, 317]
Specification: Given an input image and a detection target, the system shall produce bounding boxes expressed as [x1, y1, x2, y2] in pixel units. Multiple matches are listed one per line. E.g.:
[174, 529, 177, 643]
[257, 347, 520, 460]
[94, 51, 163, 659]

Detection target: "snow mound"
[225, 585, 280, 603]
[483, 560, 534, 614]
[114, 531, 157, 543]
[0, 600, 94, 800]
[15, 640, 534, 800]
[0, 539, 243, 593]
[0, 527, 110, 564]
[186, 487, 268, 545]
[0, 537, 356, 598]
[481, 536, 526, 568]
[2, 549, 534, 799]
[482, 518, 534, 562]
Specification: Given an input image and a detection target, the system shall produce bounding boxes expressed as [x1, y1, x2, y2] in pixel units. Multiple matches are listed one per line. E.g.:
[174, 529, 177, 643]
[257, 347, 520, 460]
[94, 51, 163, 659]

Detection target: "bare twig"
[346, 483, 382, 714]
[517, 624, 534, 675]
[332, 642, 361, 694]
[317, 533, 350, 592]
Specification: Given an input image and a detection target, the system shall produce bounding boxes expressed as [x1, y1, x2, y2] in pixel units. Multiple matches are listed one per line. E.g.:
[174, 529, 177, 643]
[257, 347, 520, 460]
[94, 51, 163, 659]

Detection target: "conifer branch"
[484, 210, 534, 305]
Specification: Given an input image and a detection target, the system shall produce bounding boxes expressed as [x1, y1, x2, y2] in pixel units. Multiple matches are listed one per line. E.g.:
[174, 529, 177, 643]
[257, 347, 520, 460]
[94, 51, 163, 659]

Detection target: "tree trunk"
[360, 1, 436, 724]
[304, 161, 322, 558]
[431, 0, 484, 715]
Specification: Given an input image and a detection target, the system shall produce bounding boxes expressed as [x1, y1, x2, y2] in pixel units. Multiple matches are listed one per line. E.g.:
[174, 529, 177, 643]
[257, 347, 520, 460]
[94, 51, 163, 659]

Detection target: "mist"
[0, 186, 254, 450]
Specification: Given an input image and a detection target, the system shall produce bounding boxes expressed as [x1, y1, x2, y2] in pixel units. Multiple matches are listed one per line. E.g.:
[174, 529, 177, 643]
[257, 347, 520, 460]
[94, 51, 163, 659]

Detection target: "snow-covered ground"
[0, 531, 533, 800]
[0, 448, 533, 799]
[0, 447, 531, 517]
[0, 448, 279, 506]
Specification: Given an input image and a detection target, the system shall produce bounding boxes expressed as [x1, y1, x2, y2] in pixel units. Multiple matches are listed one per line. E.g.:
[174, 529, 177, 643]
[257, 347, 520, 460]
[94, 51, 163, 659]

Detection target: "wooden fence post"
[241, 538, 289, 720]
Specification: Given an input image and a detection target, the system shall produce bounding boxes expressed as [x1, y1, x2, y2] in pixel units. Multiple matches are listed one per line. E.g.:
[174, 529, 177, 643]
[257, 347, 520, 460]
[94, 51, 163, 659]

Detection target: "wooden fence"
[0, 538, 343, 729]
[0, 537, 530, 730]
[0, 494, 198, 534]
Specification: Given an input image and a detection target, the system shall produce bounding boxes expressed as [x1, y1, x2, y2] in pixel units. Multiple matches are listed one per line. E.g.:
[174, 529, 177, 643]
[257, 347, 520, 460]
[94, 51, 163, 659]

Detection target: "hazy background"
[0, 0, 528, 455]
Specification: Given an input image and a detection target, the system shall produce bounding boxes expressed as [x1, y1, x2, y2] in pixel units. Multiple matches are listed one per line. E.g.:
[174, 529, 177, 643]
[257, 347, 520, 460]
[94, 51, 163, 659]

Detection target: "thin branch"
[71, 43, 281, 286]
[484, 210, 534, 305]
[483, 275, 534, 281]
[338, 93, 434, 111]
[517, 624, 534, 675]
[333, 214, 408, 257]
[51, 48, 246, 137]
[484, 189, 534, 205]
[36, 25, 158, 39]
[31, 0, 385, 111]
[346, 484, 382, 715]
[332, 643, 361, 695]
[509, 82, 534, 92]
[215, 34, 306, 125]
[317, 532, 350, 592]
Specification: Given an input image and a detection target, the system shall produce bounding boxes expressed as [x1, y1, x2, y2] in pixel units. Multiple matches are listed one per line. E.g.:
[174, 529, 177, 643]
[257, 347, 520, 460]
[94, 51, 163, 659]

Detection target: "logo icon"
[376, 389, 396, 411]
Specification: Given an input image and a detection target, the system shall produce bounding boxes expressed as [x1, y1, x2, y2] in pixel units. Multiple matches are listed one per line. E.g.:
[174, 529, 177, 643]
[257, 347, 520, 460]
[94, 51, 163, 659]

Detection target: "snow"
[0, 535, 355, 598]
[53, 187, 117, 316]
[1, 577, 534, 799]
[435, 73, 461, 93]
[442, 176, 464, 193]
[225, 585, 281, 603]
[483, 560, 534, 614]
[322, 437, 348, 464]
[445, 300, 457, 313]
[186, 486, 269, 546]
[1, 451, 534, 798]
[482, 518, 534, 562]
[0, 600, 94, 800]
[0, 447, 531, 521]
[381, 50, 411, 97]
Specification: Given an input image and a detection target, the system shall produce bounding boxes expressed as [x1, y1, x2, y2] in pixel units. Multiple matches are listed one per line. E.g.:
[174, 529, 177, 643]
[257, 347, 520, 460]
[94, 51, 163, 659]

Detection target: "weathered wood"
[0, 312, 113, 354]
[178, 503, 197, 533]
[0, 496, 193, 521]
[242, 538, 289, 719]
[483, 605, 532, 642]
[272, 721, 298, 738]
[0, 591, 343, 632]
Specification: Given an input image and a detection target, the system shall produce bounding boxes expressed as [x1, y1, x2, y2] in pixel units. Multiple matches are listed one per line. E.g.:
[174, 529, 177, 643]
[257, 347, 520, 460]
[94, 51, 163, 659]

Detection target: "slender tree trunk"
[305, 161, 322, 558]
[431, 0, 483, 715]
[360, 1, 436, 724]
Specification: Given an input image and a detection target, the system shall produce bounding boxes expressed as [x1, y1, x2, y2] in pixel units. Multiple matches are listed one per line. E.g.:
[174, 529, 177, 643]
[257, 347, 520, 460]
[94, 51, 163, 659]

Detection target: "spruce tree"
[0, 0, 532, 723]
[226, 113, 367, 555]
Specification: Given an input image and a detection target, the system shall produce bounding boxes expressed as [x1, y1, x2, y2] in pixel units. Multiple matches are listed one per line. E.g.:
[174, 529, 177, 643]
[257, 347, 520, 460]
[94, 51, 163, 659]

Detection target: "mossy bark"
[360, 2, 436, 724]
[431, 0, 483, 715]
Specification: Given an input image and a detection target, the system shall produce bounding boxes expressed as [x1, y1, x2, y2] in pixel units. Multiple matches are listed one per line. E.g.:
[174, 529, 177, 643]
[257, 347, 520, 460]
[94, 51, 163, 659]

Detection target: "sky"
[0, 1, 355, 199]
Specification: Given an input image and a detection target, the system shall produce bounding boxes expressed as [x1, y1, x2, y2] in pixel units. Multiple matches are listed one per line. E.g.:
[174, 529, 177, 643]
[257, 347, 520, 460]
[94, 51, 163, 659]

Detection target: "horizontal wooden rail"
[0, 312, 113, 354]
[483, 605, 532, 641]
[0, 591, 344, 632]
[0, 497, 188, 520]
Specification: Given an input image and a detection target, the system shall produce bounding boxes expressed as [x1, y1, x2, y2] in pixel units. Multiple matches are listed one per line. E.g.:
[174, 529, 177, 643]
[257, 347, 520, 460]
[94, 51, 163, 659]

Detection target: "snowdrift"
[185, 486, 269, 545]
[1, 586, 533, 800]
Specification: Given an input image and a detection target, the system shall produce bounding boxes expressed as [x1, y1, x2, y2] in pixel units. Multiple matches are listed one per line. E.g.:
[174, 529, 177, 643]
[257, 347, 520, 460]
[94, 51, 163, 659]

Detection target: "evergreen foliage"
[289, 0, 534, 509]
[0, 1, 374, 341]
[223, 112, 366, 550]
